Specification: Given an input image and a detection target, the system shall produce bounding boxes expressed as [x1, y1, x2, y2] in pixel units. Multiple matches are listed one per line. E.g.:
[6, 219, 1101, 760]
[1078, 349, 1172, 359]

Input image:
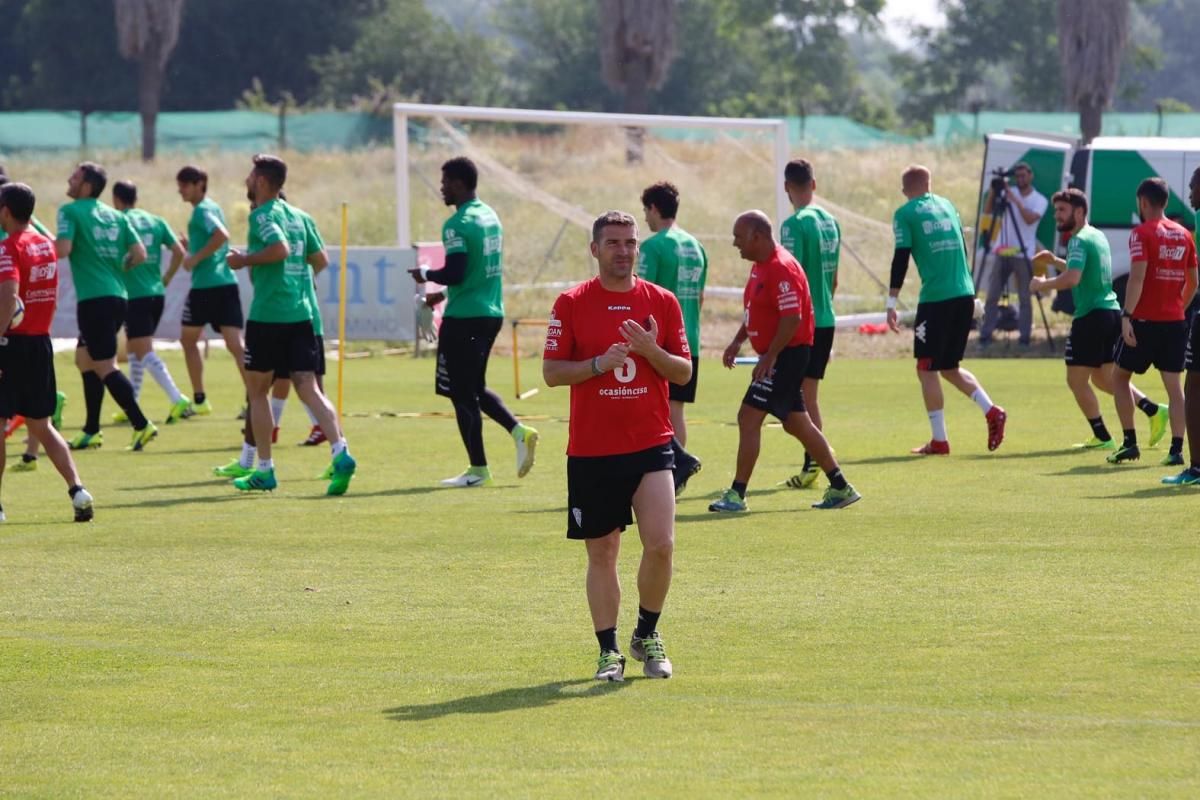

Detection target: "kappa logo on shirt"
[607, 305, 632, 311]
[779, 280, 790, 293]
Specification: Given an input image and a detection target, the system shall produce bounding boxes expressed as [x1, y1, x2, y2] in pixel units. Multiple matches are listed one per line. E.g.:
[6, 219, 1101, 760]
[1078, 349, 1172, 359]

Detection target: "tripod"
[983, 184, 1054, 352]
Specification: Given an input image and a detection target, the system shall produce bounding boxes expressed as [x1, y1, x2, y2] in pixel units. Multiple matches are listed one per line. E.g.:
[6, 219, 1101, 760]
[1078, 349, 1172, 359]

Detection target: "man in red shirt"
[710, 210, 860, 513]
[542, 210, 693, 682]
[0, 183, 94, 522]
[1110, 177, 1198, 466]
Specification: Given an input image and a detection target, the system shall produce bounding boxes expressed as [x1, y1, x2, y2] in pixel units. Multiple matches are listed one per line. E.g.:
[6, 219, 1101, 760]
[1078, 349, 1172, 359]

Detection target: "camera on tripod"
[990, 166, 1016, 196]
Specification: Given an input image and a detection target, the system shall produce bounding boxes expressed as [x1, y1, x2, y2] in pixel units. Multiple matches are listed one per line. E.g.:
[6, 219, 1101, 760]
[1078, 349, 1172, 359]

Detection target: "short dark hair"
[784, 159, 814, 186]
[78, 161, 107, 197]
[112, 180, 137, 207]
[1137, 177, 1169, 209]
[1013, 161, 1033, 175]
[441, 156, 478, 191]
[640, 181, 680, 219]
[251, 154, 288, 190]
[592, 210, 637, 243]
[176, 165, 207, 191]
[0, 182, 36, 223]
[1052, 188, 1088, 215]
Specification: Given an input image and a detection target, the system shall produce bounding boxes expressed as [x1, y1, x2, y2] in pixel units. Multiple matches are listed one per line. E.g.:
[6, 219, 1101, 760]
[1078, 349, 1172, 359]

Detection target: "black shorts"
[182, 284, 244, 332]
[806, 326, 835, 380]
[76, 296, 126, 361]
[1187, 316, 1200, 373]
[1065, 309, 1120, 368]
[436, 316, 502, 400]
[668, 356, 700, 403]
[125, 295, 165, 339]
[1114, 319, 1189, 374]
[742, 344, 809, 421]
[915, 295, 974, 371]
[0, 334, 57, 419]
[274, 335, 325, 380]
[244, 320, 320, 375]
[566, 442, 674, 539]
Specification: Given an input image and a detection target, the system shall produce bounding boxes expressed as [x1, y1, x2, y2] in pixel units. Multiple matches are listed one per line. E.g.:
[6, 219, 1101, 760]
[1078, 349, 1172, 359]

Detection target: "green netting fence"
[934, 112, 1200, 145]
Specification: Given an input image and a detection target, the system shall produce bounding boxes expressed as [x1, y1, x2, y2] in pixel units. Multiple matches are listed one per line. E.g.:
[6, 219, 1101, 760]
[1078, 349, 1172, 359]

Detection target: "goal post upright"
[392, 102, 792, 249]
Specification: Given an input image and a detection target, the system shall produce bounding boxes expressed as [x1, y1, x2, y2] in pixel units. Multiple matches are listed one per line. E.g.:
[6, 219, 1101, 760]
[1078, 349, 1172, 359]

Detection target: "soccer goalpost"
[392, 102, 791, 397]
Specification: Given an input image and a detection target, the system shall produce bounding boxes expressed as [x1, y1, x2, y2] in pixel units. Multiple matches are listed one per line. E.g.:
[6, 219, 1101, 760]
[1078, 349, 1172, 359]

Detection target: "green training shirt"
[246, 198, 312, 324]
[283, 202, 326, 337]
[56, 197, 139, 301]
[187, 197, 237, 289]
[781, 205, 841, 328]
[441, 198, 504, 319]
[892, 193, 975, 304]
[122, 208, 178, 299]
[637, 225, 708, 353]
[1065, 224, 1120, 319]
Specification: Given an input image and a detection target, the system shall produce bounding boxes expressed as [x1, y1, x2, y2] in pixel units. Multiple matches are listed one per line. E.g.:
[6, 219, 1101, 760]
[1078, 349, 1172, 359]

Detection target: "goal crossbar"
[392, 102, 791, 249]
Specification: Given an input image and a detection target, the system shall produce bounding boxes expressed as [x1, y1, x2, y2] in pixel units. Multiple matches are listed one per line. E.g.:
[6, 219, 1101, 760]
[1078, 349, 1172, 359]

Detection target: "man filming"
[978, 162, 1048, 347]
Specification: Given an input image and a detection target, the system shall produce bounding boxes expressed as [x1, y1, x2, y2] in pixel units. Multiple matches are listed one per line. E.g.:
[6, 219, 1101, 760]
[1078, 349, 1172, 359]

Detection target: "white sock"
[258, 457, 274, 471]
[928, 409, 948, 441]
[971, 388, 994, 414]
[331, 438, 347, 458]
[128, 354, 144, 400]
[270, 396, 287, 426]
[142, 352, 183, 404]
[239, 443, 256, 469]
[303, 401, 319, 426]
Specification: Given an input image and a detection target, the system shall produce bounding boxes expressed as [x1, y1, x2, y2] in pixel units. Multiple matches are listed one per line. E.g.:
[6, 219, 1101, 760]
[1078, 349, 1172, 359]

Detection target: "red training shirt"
[743, 245, 815, 353]
[0, 228, 59, 335]
[1128, 218, 1197, 321]
[543, 276, 690, 457]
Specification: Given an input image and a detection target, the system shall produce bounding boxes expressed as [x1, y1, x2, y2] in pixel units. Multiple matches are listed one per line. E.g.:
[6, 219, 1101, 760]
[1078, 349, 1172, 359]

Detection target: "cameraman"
[978, 162, 1048, 346]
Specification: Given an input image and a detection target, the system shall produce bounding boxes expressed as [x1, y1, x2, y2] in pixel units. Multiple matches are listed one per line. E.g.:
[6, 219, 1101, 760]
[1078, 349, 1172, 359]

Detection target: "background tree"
[115, 0, 187, 160]
[1058, 0, 1130, 143]
[597, 0, 678, 162]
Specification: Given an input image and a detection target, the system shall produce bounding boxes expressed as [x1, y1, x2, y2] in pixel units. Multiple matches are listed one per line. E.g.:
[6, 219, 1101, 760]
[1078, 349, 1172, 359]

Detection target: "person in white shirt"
[979, 161, 1048, 346]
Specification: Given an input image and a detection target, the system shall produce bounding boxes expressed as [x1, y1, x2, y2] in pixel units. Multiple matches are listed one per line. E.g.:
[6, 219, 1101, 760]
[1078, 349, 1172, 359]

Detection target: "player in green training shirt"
[55, 161, 158, 452]
[176, 164, 245, 417]
[1030, 188, 1169, 454]
[639, 180, 704, 495]
[887, 165, 1007, 455]
[779, 159, 841, 489]
[110, 180, 191, 426]
[408, 156, 538, 487]
[225, 154, 355, 496]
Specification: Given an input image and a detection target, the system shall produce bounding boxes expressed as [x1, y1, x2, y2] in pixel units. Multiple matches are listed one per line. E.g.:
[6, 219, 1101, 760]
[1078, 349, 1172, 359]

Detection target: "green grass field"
[2, 351, 1198, 797]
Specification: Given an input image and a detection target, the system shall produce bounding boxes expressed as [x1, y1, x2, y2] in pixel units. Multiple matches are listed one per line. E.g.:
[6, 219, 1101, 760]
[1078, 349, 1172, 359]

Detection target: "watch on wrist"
[1121, 310, 1132, 319]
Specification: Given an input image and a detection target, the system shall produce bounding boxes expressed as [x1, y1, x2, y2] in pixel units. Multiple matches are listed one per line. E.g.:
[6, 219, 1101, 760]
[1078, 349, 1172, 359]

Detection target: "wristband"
[885, 296, 897, 310]
[1121, 309, 1132, 319]
[590, 356, 602, 375]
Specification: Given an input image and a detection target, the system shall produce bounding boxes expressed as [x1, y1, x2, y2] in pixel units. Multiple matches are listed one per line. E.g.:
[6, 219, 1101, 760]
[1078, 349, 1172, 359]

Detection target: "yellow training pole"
[337, 202, 349, 422]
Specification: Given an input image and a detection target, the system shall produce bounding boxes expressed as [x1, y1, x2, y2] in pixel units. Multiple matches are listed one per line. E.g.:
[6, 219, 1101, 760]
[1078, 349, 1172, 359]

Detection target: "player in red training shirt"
[710, 210, 860, 513]
[0, 183, 94, 522]
[542, 210, 692, 683]
[1110, 177, 1198, 467]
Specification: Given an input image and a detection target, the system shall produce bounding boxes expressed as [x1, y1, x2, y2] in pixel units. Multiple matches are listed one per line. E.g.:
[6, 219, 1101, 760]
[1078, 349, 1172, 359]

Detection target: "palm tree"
[115, 0, 187, 161]
[598, 0, 678, 163]
[1057, 0, 1129, 144]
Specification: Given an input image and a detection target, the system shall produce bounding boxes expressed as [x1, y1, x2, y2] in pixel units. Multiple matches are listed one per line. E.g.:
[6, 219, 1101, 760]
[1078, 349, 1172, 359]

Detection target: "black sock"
[595, 626, 618, 654]
[1170, 436, 1183, 456]
[732, 481, 747, 499]
[478, 388, 519, 433]
[1122, 429, 1137, 449]
[194, 391, 206, 405]
[825, 468, 848, 491]
[103, 372, 148, 430]
[21, 453, 36, 464]
[1088, 417, 1111, 442]
[1136, 397, 1159, 417]
[451, 398, 486, 467]
[802, 451, 814, 471]
[68, 485, 83, 499]
[81, 370, 105, 434]
[635, 606, 661, 639]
